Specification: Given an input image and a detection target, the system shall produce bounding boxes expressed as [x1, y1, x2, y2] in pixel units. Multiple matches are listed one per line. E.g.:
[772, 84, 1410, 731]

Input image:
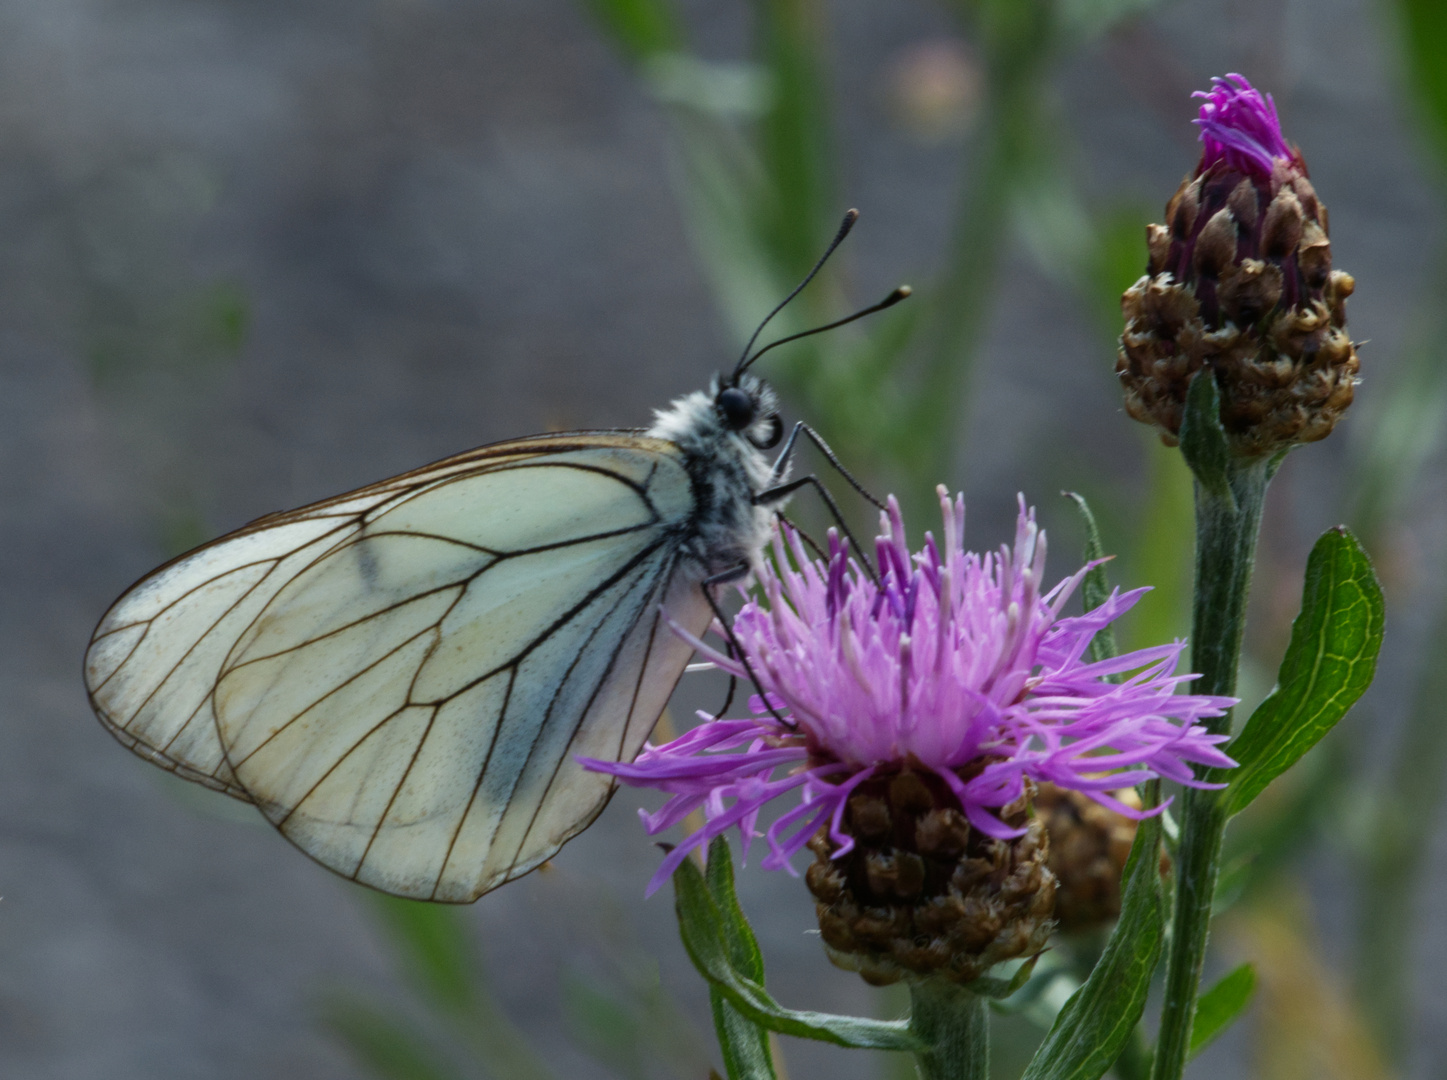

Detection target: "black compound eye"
[749, 412, 784, 450]
[716, 386, 756, 430]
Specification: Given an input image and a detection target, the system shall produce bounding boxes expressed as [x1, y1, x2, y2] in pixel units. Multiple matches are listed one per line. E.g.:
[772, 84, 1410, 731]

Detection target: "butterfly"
[84, 210, 908, 903]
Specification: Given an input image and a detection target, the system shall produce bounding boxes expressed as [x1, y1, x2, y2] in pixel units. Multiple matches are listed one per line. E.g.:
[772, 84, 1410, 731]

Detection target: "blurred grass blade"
[1221, 527, 1385, 816]
[579, 0, 683, 63]
[646, 55, 773, 118]
[1062, 490, 1121, 669]
[671, 839, 918, 1050]
[366, 894, 479, 1013]
[1187, 963, 1256, 1059]
[1019, 786, 1165, 1080]
[753, 0, 835, 284]
[562, 972, 648, 1080]
[1081, 205, 1154, 331]
[1393, 0, 1447, 164]
[321, 994, 466, 1080]
[364, 894, 556, 1080]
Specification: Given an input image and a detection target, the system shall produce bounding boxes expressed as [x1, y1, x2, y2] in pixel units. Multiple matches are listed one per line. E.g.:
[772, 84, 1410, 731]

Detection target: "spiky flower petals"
[1117, 73, 1359, 456]
[584, 491, 1235, 902]
[1193, 73, 1294, 178]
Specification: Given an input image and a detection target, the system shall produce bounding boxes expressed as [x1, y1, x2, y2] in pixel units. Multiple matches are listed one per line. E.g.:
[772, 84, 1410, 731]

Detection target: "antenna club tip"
[845, 208, 860, 220]
[896, 285, 913, 298]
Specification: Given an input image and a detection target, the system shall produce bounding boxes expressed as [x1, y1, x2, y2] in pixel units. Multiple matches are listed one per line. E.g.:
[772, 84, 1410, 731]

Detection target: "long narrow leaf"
[711, 989, 779, 1080]
[704, 841, 778, 1079]
[671, 842, 919, 1051]
[1062, 490, 1121, 669]
[1020, 794, 1165, 1080]
[1187, 963, 1256, 1059]
[1221, 527, 1384, 816]
[1178, 371, 1232, 504]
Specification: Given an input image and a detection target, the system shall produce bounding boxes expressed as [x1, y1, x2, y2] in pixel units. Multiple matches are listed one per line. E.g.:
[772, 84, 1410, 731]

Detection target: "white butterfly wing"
[85, 437, 570, 799]
[86, 435, 710, 901]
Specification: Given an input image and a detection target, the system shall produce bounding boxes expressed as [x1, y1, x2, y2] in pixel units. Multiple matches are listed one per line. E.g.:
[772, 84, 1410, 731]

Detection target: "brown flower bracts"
[1118, 75, 1358, 457]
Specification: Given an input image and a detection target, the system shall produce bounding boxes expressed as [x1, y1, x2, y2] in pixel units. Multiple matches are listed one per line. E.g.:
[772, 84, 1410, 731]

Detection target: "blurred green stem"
[1354, 604, 1447, 1057]
[908, 979, 989, 1080]
[1151, 458, 1269, 1080]
[896, 0, 1056, 491]
[1344, 250, 1447, 1060]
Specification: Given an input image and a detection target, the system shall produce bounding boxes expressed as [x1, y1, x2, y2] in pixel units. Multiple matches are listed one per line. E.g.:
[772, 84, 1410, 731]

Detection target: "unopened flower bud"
[1035, 784, 1140, 933]
[1117, 74, 1359, 457]
[806, 768, 1056, 986]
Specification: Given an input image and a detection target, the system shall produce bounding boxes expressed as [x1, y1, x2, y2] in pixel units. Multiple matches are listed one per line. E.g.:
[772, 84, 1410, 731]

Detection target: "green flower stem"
[1151, 457, 1270, 1080]
[908, 979, 989, 1080]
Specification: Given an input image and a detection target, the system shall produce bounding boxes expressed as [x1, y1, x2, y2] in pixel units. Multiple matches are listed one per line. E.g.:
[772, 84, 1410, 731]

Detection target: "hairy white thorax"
[646, 374, 786, 577]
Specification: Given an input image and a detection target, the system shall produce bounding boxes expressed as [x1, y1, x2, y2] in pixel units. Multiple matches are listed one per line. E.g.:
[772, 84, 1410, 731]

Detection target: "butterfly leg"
[698, 564, 794, 728]
[709, 675, 738, 723]
[769, 421, 884, 509]
[755, 473, 879, 584]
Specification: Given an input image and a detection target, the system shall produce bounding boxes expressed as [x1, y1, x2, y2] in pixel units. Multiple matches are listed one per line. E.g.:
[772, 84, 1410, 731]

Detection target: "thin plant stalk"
[908, 980, 990, 1080]
[1151, 457, 1270, 1080]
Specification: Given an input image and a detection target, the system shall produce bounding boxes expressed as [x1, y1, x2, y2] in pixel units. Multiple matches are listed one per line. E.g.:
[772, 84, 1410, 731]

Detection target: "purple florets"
[1194, 73, 1293, 178]
[583, 490, 1236, 895]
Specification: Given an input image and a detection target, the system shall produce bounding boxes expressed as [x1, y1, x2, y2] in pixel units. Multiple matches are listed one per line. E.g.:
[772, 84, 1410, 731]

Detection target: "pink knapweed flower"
[1193, 72, 1295, 179]
[584, 490, 1236, 895]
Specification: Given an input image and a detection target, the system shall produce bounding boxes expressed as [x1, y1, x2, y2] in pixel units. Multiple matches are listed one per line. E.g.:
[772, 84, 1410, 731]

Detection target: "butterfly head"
[714, 374, 783, 450]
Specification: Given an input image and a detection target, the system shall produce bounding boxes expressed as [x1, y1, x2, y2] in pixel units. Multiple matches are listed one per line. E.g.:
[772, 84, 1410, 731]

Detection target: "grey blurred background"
[1, 0, 1442, 1078]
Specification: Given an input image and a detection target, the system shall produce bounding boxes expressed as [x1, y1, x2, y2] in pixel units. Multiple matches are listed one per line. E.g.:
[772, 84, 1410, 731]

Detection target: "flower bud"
[1117, 74, 1358, 457]
[1035, 784, 1139, 933]
[805, 767, 1055, 986]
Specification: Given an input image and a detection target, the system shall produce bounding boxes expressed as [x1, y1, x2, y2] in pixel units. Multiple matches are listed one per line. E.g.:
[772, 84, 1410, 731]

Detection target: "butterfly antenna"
[732, 208, 861, 382]
[737, 285, 912, 375]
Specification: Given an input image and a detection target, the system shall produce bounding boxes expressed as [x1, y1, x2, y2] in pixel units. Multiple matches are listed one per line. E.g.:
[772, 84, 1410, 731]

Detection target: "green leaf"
[1187, 963, 1256, 1059]
[320, 994, 465, 1080]
[1062, 490, 1120, 670]
[968, 954, 1042, 1000]
[712, 989, 779, 1080]
[703, 841, 778, 1080]
[1019, 791, 1165, 1080]
[671, 840, 919, 1051]
[707, 838, 766, 979]
[1178, 370, 1233, 505]
[1221, 527, 1385, 816]
[579, 0, 683, 63]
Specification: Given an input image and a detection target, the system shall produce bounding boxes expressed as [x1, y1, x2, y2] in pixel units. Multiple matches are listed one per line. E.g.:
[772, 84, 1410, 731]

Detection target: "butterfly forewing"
[86, 514, 387, 799]
[85, 434, 711, 900]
